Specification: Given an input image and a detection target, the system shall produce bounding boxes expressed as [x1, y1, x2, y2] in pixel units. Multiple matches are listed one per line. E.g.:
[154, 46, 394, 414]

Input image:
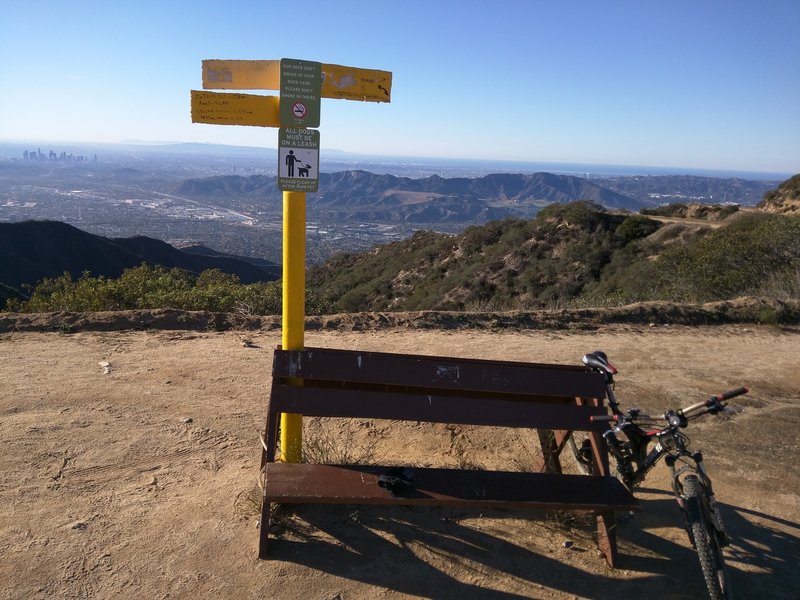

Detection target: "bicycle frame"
[600, 379, 734, 548]
[581, 351, 746, 599]
[600, 377, 729, 499]
[604, 394, 713, 495]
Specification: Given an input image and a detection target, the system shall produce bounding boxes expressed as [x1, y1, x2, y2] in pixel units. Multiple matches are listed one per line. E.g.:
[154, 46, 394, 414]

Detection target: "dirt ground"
[1, 320, 798, 599]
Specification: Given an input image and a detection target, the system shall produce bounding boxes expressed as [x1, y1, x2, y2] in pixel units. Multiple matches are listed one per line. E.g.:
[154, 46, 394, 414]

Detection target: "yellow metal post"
[192, 56, 391, 466]
[280, 190, 306, 463]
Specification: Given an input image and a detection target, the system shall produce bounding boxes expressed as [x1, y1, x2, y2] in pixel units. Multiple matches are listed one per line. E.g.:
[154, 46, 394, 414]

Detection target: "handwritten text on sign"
[190, 91, 280, 127]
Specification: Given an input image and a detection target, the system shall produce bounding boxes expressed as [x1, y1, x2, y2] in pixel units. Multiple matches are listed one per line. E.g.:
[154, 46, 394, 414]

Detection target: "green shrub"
[8, 263, 333, 316]
[653, 214, 800, 301]
[614, 216, 661, 245]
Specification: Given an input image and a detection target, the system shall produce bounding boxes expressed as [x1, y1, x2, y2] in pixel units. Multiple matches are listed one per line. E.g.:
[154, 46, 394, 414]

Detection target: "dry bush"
[301, 417, 381, 465]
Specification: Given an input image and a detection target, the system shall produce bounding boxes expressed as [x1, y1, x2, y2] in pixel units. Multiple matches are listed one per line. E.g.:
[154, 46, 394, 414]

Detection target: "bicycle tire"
[566, 432, 632, 490]
[683, 475, 732, 600]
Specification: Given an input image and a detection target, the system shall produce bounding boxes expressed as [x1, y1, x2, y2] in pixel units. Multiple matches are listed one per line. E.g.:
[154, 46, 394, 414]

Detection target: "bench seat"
[264, 463, 639, 511]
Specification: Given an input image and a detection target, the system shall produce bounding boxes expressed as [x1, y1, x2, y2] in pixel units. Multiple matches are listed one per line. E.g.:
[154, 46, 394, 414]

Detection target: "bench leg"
[537, 429, 563, 474]
[258, 497, 272, 559]
[596, 510, 619, 568]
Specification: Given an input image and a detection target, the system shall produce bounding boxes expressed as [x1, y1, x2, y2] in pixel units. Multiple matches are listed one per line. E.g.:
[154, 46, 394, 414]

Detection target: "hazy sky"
[1, 1, 798, 174]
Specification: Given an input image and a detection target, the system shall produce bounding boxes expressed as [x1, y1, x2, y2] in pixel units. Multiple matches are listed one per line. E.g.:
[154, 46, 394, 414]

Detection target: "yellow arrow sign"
[322, 63, 392, 103]
[190, 90, 280, 127]
[202, 59, 392, 103]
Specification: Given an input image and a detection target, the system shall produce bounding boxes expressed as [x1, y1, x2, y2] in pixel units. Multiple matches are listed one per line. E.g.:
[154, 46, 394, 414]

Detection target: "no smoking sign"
[292, 102, 306, 118]
[279, 59, 321, 127]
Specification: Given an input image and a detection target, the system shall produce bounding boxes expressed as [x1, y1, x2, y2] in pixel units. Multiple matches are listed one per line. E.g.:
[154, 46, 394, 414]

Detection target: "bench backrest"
[269, 347, 608, 431]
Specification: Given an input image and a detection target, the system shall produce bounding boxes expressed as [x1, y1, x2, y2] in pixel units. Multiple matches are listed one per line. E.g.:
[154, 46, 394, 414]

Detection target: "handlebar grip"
[715, 386, 750, 401]
[589, 415, 618, 423]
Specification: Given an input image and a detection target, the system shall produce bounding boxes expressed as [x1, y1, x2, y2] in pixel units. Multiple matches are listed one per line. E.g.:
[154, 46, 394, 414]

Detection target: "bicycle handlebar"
[716, 386, 750, 401]
[680, 385, 750, 417]
[590, 385, 749, 424]
[590, 414, 620, 423]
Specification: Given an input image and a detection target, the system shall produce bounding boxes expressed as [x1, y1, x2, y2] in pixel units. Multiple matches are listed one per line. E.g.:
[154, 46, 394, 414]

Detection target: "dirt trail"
[1, 324, 798, 599]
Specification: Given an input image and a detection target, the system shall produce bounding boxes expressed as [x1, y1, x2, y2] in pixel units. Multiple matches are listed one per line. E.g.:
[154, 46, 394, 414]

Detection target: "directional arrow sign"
[202, 59, 392, 103]
[190, 90, 280, 127]
[321, 63, 392, 102]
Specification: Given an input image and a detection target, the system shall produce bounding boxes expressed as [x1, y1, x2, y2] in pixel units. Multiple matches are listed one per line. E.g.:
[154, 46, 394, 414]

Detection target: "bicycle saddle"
[582, 350, 618, 375]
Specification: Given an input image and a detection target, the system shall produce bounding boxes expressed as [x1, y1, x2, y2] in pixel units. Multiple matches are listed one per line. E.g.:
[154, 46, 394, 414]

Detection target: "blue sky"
[1, 0, 798, 174]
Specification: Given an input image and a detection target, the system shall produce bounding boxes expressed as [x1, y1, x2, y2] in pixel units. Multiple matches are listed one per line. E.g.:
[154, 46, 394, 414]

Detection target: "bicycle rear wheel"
[682, 475, 732, 600]
[566, 432, 630, 489]
[566, 432, 595, 475]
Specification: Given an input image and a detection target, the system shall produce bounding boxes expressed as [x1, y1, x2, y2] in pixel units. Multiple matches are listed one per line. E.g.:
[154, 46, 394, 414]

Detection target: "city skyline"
[1, 1, 798, 175]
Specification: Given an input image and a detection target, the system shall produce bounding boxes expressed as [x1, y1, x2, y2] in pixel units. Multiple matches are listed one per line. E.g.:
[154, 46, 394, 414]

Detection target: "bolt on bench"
[258, 347, 638, 566]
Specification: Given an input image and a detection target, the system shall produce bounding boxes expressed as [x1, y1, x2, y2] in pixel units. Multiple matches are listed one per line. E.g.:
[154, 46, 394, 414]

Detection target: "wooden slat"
[272, 347, 606, 400]
[264, 463, 639, 511]
[270, 384, 607, 431]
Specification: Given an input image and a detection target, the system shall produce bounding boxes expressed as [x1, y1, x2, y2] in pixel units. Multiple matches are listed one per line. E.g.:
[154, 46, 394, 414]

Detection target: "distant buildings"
[22, 148, 97, 162]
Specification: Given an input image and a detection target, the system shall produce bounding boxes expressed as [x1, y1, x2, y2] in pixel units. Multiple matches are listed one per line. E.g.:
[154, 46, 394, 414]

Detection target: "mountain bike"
[571, 351, 749, 600]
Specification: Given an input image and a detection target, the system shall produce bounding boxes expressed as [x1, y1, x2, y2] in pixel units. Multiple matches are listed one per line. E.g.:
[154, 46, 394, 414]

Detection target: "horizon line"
[0, 137, 793, 180]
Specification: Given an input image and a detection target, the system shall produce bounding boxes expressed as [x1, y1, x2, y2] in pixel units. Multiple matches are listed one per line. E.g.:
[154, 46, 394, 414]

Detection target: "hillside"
[7, 176, 798, 316]
[310, 199, 800, 313]
[758, 173, 800, 214]
[309, 202, 660, 312]
[0, 221, 280, 298]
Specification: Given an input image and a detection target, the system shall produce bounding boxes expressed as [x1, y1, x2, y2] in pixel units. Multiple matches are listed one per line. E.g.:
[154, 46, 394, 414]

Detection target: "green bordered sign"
[280, 59, 321, 128]
[279, 127, 320, 192]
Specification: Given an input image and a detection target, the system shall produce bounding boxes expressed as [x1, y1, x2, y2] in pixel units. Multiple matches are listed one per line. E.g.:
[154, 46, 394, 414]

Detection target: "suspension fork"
[669, 449, 713, 497]
[691, 450, 730, 545]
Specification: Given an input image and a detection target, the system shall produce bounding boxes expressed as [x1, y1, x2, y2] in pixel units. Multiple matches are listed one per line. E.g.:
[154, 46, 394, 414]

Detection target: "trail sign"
[190, 91, 280, 127]
[203, 60, 280, 90]
[191, 57, 391, 465]
[278, 127, 320, 193]
[279, 59, 321, 128]
[201, 59, 392, 103]
[321, 63, 392, 102]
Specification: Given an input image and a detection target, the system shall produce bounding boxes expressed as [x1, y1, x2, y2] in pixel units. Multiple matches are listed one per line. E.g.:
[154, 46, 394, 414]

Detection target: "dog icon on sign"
[298, 164, 312, 177]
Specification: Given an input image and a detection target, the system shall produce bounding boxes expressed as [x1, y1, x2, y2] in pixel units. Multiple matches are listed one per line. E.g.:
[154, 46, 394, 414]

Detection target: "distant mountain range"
[0, 221, 279, 299]
[175, 170, 644, 222]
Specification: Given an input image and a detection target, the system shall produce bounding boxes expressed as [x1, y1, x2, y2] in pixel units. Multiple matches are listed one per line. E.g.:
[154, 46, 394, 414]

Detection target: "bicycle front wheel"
[683, 475, 732, 600]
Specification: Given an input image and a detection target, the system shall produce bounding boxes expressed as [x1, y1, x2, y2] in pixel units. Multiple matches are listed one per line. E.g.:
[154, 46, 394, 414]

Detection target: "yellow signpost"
[191, 58, 391, 463]
[201, 59, 392, 103]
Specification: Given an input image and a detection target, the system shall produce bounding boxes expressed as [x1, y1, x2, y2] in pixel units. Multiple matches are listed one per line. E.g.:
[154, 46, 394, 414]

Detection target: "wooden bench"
[258, 347, 638, 566]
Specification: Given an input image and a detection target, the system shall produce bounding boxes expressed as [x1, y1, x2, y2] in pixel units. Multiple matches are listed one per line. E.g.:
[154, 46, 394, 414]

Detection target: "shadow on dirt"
[263, 496, 799, 600]
[610, 495, 799, 600]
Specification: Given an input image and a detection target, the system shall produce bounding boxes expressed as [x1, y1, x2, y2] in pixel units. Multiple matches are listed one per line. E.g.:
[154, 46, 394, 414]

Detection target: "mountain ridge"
[174, 170, 646, 222]
[0, 221, 280, 298]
